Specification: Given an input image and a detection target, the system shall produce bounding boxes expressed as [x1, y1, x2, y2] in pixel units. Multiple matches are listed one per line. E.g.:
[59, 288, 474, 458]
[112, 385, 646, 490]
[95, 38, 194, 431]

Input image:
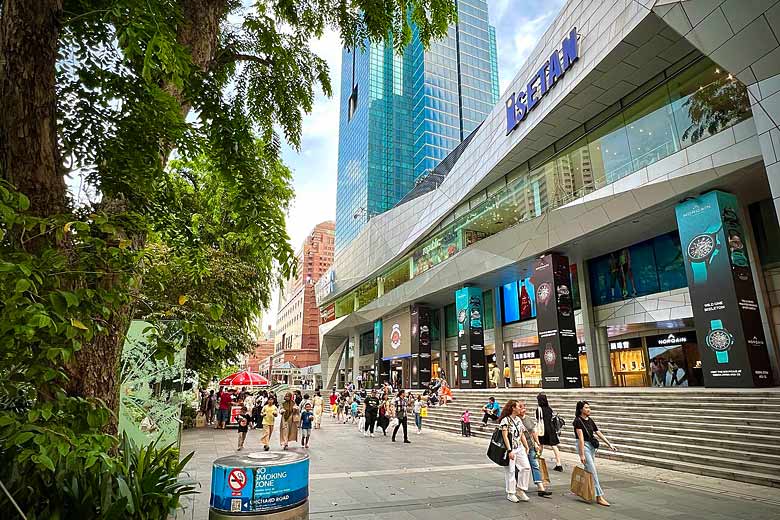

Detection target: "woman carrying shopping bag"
[279, 392, 300, 450]
[574, 400, 618, 506]
[499, 399, 532, 503]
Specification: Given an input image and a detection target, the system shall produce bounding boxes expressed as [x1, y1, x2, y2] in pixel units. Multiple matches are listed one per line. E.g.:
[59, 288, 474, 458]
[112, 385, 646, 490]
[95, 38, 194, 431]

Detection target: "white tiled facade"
[319, 0, 780, 388]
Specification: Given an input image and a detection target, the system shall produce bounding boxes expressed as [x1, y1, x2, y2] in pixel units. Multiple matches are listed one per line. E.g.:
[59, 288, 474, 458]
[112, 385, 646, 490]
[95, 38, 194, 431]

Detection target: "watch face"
[543, 344, 557, 368]
[688, 234, 715, 261]
[457, 309, 467, 324]
[537, 283, 552, 306]
[706, 328, 733, 352]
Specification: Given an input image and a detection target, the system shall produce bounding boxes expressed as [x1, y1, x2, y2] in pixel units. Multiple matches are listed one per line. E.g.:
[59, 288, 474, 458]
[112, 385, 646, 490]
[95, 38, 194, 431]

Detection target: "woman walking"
[536, 393, 563, 472]
[413, 394, 424, 434]
[260, 396, 278, 451]
[574, 401, 618, 507]
[391, 389, 411, 443]
[499, 399, 531, 503]
[279, 392, 300, 450]
[313, 390, 324, 429]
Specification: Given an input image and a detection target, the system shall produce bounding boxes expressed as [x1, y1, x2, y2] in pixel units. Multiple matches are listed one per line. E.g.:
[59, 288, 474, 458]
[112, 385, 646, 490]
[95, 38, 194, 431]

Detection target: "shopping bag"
[570, 466, 595, 503]
[358, 416, 365, 430]
[389, 418, 399, 429]
[486, 428, 510, 466]
[538, 457, 551, 485]
[195, 412, 206, 428]
[420, 407, 428, 418]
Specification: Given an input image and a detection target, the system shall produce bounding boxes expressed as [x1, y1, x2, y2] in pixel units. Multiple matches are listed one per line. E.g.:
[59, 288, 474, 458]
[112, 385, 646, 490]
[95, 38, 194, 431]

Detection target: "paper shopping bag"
[570, 466, 595, 503]
[538, 457, 551, 485]
[195, 413, 206, 428]
[420, 407, 428, 418]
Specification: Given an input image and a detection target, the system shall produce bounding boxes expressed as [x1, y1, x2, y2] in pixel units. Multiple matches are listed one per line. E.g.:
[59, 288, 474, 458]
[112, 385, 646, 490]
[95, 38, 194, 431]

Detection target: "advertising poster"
[532, 254, 582, 388]
[675, 191, 772, 387]
[410, 305, 432, 389]
[455, 287, 487, 388]
[374, 320, 390, 384]
[382, 308, 411, 361]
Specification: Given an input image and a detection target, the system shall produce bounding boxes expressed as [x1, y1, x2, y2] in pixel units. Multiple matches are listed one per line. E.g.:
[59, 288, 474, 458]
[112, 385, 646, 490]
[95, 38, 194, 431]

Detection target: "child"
[236, 406, 251, 451]
[461, 409, 471, 437]
[261, 397, 278, 451]
[350, 400, 359, 424]
[300, 403, 314, 448]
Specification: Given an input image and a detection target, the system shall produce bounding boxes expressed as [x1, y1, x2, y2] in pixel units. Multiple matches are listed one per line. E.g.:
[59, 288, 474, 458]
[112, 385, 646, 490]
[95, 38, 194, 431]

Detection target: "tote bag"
[486, 428, 511, 466]
[538, 457, 551, 484]
[535, 407, 545, 437]
[570, 466, 595, 503]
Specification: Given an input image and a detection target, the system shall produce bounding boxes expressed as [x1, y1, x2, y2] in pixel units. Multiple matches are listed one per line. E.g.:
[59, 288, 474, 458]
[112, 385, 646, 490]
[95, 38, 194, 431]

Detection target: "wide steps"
[419, 388, 780, 488]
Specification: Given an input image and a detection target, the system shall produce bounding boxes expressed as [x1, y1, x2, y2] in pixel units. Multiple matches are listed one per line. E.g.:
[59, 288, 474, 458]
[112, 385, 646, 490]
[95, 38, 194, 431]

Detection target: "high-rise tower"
[335, 0, 499, 251]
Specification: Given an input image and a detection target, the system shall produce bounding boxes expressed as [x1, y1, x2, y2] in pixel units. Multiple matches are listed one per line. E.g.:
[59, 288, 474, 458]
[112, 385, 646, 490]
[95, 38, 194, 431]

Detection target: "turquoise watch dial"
[686, 224, 722, 285]
[706, 319, 733, 364]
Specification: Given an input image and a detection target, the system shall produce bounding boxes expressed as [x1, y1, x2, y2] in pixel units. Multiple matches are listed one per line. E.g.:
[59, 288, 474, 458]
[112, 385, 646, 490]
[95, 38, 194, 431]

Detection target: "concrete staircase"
[422, 388, 780, 488]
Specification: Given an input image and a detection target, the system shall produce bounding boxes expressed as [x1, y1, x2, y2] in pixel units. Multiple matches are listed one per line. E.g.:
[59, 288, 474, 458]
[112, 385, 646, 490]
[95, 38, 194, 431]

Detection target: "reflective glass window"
[587, 113, 632, 185]
[624, 83, 679, 170]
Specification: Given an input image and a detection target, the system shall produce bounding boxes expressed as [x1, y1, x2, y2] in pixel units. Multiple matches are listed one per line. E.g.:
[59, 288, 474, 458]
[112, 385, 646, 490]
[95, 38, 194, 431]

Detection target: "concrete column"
[493, 287, 507, 388]
[595, 326, 613, 387]
[743, 207, 780, 384]
[351, 331, 360, 386]
[577, 259, 601, 387]
[439, 307, 447, 378]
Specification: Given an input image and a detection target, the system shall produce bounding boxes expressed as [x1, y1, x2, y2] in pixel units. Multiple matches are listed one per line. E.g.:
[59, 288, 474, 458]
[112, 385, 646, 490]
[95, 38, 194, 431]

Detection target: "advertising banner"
[455, 287, 487, 388]
[382, 308, 411, 361]
[675, 191, 772, 387]
[410, 305, 432, 389]
[532, 254, 582, 388]
[373, 320, 390, 384]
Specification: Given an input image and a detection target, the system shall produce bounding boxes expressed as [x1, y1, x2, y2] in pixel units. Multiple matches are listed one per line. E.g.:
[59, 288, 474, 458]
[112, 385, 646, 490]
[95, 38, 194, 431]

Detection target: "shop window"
[587, 112, 632, 186]
[445, 303, 457, 338]
[335, 293, 355, 318]
[555, 137, 594, 204]
[430, 309, 441, 341]
[749, 199, 780, 267]
[653, 233, 687, 291]
[623, 82, 679, 170]
[483, 290, 494, 330]
[359, 331, 374, 356]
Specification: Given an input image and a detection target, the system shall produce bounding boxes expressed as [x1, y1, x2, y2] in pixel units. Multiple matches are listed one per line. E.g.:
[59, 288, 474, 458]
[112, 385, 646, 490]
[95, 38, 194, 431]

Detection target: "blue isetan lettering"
[561, 27, 579, 70]
[504, 27, 578, 135]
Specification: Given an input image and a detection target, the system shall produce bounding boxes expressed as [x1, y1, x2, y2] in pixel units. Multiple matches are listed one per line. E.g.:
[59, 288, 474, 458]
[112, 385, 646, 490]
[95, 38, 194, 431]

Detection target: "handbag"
[486, 428, 511, 466]
[535, 407, 545, 437]
[538, 456, 551, 484]
[389, 417, 399, 429]
[420, 407, 428, 418]
[570, 466, 595, 503]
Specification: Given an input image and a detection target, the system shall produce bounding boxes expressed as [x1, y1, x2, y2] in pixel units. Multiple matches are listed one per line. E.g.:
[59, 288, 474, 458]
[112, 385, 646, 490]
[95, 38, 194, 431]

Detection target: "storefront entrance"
[608, 331, 701, 387]
[513, 349, 542, 388]
[389, 358, 411, 389]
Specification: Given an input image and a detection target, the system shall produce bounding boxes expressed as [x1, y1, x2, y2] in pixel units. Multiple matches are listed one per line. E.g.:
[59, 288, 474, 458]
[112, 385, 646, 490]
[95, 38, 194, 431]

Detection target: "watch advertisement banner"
[382, 308, 411, 361]
[410, 305, 432, 389]
[455, 287, 487, 389]
[675, 190, 772, 387]
[374, 320, 389, 384]
[533, 254, 582, 388]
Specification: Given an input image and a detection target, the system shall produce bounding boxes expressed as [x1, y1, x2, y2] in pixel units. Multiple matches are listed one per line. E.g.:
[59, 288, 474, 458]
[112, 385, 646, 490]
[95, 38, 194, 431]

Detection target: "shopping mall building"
[316, 0, 780, 392]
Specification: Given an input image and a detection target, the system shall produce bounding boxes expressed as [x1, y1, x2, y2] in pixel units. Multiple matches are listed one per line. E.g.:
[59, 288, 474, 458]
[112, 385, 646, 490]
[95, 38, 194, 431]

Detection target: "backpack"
[552, 413, 565, 434]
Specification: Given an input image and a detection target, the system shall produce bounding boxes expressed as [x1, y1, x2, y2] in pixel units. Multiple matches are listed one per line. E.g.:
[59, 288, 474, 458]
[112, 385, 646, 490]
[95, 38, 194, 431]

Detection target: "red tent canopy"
[219, 370, 270, 387]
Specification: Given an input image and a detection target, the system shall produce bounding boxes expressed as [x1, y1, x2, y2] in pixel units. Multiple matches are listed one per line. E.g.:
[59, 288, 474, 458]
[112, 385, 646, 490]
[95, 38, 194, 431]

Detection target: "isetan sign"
[506, 27, 579, 135]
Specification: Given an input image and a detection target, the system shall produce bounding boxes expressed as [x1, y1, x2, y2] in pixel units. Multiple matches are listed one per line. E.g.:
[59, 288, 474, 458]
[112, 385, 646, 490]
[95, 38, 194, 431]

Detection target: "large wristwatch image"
[706, 319, 734, 363]
[686, 223, 722, 284]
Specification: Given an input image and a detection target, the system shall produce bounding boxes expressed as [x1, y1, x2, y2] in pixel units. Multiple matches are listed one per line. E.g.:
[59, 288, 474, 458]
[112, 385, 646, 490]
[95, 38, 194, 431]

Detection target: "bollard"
[209, 450, 309, 519]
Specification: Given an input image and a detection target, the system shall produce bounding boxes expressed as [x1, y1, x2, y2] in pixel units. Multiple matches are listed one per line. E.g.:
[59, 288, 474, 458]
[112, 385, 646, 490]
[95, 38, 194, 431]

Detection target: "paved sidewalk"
[176, 416, 780, 519]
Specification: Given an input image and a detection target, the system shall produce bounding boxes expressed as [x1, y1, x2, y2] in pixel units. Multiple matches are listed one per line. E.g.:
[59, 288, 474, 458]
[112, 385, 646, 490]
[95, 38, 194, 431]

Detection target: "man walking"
[363, 389, 380, 437]
[392, 390, 411, 443]
[504, 364, 512, 387]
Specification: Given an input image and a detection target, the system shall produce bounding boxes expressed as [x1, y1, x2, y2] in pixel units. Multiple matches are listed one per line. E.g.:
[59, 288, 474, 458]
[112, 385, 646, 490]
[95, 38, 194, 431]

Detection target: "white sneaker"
[363, 431, 368, 437]
[506, 494, 520, 503]
[516, 490, 530, 502]
[370, 433, 375, 437]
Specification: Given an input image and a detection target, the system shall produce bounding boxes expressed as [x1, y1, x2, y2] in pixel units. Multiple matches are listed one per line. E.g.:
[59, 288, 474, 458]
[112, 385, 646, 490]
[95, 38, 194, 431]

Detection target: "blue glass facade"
[335, 3, 500, 251]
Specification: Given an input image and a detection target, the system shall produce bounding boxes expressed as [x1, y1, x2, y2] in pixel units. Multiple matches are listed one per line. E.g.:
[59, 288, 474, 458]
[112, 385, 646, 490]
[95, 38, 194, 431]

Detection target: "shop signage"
[455, 287, 487, 388]
[578, 344, 587, 355]
[506, 27, 579, 135]
[514, 350, 540, 360]
[609, 338, 642, 351]
[320, 303, 335, 324]
[675, 191, 772, 387]
[533, 253, 582, 388]
[646, 332, 696, 349]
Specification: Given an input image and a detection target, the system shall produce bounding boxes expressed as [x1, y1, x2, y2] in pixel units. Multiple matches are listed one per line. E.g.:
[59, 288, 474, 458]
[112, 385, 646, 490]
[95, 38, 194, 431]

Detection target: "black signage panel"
[533, 253, 582, 388]
[410, 305, 432, 389]
[455, 287, 487, 389]
[645, 331, 697, 349]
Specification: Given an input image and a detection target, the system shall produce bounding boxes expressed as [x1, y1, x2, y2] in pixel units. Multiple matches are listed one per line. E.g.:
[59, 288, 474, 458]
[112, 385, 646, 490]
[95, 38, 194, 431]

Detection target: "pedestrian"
[329, 389, 338, 417]
[489, 364, 500, 388]
[574, 400, 618, 507]
[300, 403, 314, 448]
[313, 390, 324, 429]
[363, 389, 380, 437]
[461, 409, 471, 437]
[518, 402, 553, 498]
[536, 393, 563, 472]
[499, 399, 531, 503]
[236, 406, 251, 451]
[504, 364, 511, 387]
[481, 396, 501, 427]
[391, 389, 411, 443]
[440, 378, 453, 405]
[413, 394, 424, 434]
[260, 396, 278, 451]
[251, 399, 263, 429]
[377, 395, 390, 436]
[217, 386, 233, 429]
[279, 392, 300, 450]
[350, 398, 359, 423]
[294, 389, 303, 406]
[206, 389, 216, 425]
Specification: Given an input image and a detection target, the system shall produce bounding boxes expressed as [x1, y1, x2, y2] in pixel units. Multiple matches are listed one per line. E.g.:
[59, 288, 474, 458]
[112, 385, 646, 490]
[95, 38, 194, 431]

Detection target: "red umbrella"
[219, 370, 270, 387]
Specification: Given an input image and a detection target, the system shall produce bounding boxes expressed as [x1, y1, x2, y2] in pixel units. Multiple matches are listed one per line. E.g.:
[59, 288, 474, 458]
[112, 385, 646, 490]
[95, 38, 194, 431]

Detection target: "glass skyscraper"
[335, 0, 499, 251]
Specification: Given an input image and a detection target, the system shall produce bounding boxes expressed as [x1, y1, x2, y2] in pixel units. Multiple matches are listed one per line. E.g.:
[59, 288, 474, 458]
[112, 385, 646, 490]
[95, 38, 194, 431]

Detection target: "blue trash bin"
[209, 450, 309, 519]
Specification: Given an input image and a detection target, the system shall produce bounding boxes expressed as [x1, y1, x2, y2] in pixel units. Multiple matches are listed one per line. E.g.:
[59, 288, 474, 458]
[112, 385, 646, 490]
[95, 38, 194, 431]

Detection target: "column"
[493, 287, 507, 388]
[578, 259, 602, 387]
[455, 286, 488, 388]
[351, 331, 360, 386]
[676, 191, 773, 387]
[532, 253, 582, 388]
[595, 326, 612, 387]
[438, 307, 447, 379]
[410, 304, 432, 389]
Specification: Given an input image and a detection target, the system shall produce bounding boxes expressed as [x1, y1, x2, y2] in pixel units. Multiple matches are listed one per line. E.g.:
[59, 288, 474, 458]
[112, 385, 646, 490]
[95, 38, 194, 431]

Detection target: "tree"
[0, 0, 456, 515]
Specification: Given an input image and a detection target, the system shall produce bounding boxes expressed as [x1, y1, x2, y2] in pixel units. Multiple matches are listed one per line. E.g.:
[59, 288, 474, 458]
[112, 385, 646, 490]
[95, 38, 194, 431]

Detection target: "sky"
[264, 0, 566, 329]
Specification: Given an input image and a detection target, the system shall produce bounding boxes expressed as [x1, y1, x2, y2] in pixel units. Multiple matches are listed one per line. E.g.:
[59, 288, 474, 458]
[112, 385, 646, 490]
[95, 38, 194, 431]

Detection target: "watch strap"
[710, 319, 723, 330]
[716, 350, 729, 363]
[691, 260, 707, 284]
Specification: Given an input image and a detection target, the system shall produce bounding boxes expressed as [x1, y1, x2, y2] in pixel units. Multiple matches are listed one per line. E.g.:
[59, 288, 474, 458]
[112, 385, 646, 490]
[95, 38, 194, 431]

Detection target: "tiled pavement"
[176, 416, 780, 519]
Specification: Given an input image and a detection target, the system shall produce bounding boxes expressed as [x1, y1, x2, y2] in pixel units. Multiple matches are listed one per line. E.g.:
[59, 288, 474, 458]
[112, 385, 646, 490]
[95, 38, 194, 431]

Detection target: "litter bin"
[209, 450, 309, 519]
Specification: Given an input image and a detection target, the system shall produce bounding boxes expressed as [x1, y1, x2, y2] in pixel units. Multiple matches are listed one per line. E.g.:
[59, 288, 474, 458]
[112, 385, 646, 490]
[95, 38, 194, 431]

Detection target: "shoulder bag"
[576, 417, 599, 449]
[487, 426, 511, 466]
[535, 407, 545, 437]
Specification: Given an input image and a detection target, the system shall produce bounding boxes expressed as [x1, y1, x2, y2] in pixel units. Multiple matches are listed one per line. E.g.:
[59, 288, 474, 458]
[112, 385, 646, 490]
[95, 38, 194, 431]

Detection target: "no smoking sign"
[228, 468, 247, 491]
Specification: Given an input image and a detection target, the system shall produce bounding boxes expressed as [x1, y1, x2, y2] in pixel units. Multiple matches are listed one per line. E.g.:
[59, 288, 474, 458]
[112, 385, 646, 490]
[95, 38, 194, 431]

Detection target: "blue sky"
[268, 0, 565, 325]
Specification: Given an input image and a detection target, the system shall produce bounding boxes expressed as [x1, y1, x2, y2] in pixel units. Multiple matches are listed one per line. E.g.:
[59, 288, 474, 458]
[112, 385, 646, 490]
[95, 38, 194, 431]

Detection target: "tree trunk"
[0, 0, 67, 217]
